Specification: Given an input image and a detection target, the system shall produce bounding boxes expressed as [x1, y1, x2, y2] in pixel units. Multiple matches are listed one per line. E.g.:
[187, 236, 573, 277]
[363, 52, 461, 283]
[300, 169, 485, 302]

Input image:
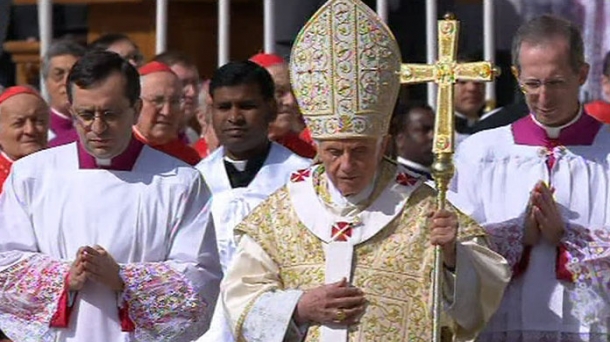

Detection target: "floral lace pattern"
[120, 262, 208, 341]
[483, 217, 525, 269]
[563, 225, 610, 327]
[0, 253, 68, 341]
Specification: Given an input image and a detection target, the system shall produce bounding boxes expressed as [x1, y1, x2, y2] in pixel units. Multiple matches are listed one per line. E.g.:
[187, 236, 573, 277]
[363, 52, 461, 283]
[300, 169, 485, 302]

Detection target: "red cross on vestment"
[290, 169, 311, 183]
[331, 221, 353, 242]
[396, 172, 419, 186]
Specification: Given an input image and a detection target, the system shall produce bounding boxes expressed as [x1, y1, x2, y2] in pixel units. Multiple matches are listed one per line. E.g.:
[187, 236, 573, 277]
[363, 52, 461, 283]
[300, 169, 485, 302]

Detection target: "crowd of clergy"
[1, 0, 610, 341]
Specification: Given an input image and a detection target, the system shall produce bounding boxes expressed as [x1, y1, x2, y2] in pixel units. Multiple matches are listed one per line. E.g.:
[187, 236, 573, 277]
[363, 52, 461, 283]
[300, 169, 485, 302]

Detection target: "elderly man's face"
[137, 72, 184, 144]
[0, 94, 48, 160]
[318, 137, 389, 197]
[45, 54, 79, 113]
[267, 63, 299, 139]
[70, 72, 139, 159]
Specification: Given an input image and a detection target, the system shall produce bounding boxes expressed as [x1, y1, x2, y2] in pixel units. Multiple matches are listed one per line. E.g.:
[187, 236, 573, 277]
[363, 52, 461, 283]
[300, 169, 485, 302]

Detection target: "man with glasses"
[0, 50, 222, 342]
[451, 15, 610, 341]
[153, 51, 201, 144]
[134, 61, 201, 165]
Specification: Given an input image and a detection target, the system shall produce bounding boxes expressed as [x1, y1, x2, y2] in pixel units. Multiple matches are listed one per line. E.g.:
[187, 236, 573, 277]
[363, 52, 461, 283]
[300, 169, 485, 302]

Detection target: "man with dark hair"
[195, 60, 310, 342]
[153, 51, 201, 143]
[44, 39, 86, 147]
[88, 33, 143, 67]
[390, 101, 434, 180]
[0, 50, 222, 342]
[452, 15, 610, 341]
[585, 50, 610, 123]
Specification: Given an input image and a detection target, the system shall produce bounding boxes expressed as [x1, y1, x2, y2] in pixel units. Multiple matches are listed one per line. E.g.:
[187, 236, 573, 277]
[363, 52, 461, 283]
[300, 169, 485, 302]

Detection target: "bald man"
[134, 61, 201, 165]
[0, 86, 48, 192]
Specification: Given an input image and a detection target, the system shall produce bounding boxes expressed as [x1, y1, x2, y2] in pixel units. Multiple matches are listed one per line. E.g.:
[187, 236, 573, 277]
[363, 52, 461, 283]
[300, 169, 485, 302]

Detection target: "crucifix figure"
[400, 13, 500, 342]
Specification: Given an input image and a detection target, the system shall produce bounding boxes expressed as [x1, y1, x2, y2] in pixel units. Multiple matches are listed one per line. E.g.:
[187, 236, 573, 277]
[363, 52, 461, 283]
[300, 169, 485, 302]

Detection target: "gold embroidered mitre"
[289, 0, 401, 140]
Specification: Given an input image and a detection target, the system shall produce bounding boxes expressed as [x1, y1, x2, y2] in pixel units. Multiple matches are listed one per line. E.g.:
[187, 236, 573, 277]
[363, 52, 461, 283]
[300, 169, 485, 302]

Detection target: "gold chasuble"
[222, 162, 510, 342]
[228, 160, 503, 341]
[220, 1, 510, 341]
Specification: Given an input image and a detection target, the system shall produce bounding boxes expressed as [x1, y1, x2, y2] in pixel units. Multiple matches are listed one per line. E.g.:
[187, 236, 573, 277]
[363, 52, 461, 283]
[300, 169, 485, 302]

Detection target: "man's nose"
[23, 120, 36, 135]
[90, 116, 108, 134]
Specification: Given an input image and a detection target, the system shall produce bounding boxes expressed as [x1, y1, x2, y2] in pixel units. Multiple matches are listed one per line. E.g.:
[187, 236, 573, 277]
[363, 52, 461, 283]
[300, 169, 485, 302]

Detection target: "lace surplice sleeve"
[0, 169, 73, 342]
[118, 174, 223, 342]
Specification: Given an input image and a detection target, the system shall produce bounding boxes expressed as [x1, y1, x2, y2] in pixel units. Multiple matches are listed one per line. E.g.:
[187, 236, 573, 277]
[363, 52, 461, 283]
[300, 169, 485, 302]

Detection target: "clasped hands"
[524, 181, 565, 246]
[294, 210, 458, 326]
[68, 245, 124, 292]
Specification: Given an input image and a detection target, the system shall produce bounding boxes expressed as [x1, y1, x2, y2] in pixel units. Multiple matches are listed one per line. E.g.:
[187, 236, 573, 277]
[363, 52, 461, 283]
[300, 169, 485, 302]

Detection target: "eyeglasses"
[141, 96, 184, 110]
[71, 108, 127, 128]
[518, 78, 570, 95]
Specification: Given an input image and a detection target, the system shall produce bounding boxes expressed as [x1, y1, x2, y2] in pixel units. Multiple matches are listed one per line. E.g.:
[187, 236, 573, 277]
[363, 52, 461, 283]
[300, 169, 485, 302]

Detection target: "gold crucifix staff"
[400, 13, 499, 342]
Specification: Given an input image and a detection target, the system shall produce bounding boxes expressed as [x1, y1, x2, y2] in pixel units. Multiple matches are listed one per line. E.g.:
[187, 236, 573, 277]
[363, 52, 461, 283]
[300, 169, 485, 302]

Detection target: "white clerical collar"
[223, 155, 248, 172]
[326, 171, 377, 208]
[96, 158, 112, 167]
[397, 156, 431, 174]
[455, 111, 478, 127]
[51, 107, 71, 120]
[531, 105, 583, 139]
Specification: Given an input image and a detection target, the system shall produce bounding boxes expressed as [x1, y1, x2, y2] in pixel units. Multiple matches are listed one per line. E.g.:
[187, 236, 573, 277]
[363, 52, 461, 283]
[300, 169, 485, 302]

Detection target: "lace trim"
[0, 253, 69, 341]
[483, 217, 525, 269]
[120, 262, 209, 341]
[563, 225, 610, 326]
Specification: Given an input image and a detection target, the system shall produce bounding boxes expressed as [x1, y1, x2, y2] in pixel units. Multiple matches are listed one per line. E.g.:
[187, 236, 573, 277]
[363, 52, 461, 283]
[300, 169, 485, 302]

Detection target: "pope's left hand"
[429, 209, 458, 269]
[82, 245, 124, 292]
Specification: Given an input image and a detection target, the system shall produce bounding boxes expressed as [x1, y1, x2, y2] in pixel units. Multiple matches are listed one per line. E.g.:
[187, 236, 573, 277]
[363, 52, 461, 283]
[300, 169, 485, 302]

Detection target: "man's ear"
[578, 62, 590, 86]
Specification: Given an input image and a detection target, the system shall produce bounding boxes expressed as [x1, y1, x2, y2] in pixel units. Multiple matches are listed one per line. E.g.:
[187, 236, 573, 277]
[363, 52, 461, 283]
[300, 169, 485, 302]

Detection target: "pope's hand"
[294, 278, 365, 326]
[530, 181, 564, 245]
[429, 209, 458, 269]
[82, 245, 124, 292]
[68, 247, 87, 291]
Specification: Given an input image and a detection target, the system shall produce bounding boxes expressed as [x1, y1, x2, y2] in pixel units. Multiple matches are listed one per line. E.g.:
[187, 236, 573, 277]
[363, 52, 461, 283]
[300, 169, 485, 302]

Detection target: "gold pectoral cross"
[398, 13, 499, 342]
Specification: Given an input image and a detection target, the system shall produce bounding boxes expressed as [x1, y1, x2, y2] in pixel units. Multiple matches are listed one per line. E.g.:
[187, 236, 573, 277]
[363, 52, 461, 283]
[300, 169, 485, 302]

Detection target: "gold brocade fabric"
[289, 0, 402, 140]
[236, 161, 486, 341]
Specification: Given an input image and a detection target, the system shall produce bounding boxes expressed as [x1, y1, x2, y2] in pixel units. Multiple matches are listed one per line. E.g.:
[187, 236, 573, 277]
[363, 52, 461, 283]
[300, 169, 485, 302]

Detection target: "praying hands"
[524, 181, 565, 246]
[69, 245, 124, 292]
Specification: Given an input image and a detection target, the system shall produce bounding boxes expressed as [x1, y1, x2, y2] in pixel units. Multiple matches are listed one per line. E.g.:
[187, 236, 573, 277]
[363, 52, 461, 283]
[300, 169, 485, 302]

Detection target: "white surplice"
[0, 141, 222, 342]
[195, 142, 311, 342]
[451, 111, 610, 341]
